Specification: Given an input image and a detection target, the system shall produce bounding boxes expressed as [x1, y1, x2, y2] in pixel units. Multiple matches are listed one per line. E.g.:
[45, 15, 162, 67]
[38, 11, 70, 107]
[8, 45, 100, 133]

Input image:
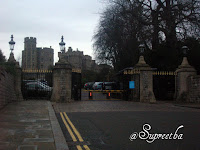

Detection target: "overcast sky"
[0, 0, 106, 64]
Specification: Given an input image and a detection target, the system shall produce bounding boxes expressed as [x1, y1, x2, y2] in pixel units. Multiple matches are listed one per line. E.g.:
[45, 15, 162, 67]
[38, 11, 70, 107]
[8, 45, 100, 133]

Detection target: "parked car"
[104, 82, 117, 90]
[37, 79, 48, 85]
[22, 80, 36, 85]
[24, 82, 52, 98]
[93, 82, 103, 90]
[84, 82, 94, 90]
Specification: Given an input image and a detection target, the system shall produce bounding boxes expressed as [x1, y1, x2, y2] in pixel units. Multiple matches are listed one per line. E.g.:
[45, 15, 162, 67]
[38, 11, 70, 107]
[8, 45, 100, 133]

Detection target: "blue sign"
[129, 81, 135, 89]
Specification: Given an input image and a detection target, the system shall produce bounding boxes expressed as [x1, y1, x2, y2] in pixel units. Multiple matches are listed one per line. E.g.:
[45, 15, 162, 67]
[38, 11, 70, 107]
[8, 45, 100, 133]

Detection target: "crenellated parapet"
[24, 37, 36, 43]
[59, 47, 98, 71]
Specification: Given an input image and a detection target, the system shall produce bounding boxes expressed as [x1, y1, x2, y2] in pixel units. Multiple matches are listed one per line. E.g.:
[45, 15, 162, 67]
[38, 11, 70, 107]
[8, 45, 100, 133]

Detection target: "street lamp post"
[182, 46, 189, 57]
[138, 44, 145, 55]
[136, 43, 147, 65]
[59, 35, 65, 53]
[8, 35, 16, 62]
[58, 35, 69, 63]
[9, 35, 15, 52]
[180, 46, 190, 67]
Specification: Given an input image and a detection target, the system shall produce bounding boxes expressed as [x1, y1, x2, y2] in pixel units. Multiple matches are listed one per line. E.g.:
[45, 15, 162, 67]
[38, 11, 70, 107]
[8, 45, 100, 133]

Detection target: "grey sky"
[0, 0, 106, 64]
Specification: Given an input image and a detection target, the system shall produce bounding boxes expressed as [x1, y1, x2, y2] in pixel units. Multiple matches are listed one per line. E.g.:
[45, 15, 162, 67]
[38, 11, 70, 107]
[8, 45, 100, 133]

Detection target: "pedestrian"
[102, 82, 105, 90]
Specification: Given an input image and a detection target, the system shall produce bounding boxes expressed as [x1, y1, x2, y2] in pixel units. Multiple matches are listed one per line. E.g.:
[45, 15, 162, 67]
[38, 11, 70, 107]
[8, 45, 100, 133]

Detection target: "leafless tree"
[0, 49, 6, 63]
[137, 0, 200, 49]
[93, 0, 200, 70]
[93, 0, 147, 70]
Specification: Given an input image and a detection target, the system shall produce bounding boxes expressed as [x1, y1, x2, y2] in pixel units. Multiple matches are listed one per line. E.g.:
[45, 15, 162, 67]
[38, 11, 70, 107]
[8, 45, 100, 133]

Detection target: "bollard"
[107, 92, 111, 99]
[89, 91, 93, 100]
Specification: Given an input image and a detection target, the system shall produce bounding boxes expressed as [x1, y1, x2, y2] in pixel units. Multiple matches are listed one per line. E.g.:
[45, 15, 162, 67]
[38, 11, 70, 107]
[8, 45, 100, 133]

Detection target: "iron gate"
[71, 69, 82, 100]
[115, 68, 140, 100]
[21, 70, 53, 100]
[123, 69, 140, 101]
[153, 71, 176, 100]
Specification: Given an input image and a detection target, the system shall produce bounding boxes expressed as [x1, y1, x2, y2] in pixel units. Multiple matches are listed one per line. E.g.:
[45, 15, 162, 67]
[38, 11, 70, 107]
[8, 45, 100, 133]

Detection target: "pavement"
[156, 100, 200, 109]
[0, 100, 68, 150]
[173, 102, 200, 109]
[0, 99, 200, 150]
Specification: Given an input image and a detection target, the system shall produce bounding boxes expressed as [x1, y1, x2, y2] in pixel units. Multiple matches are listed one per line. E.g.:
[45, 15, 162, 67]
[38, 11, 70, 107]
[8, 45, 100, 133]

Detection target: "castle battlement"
[72, 51, 83, 56]
[84, 55, 92, 60]
[66, 47, 83, 56]
[58, 46, 98, 71]
[24, 37, 36, 43]
[22, 37, 53, 70]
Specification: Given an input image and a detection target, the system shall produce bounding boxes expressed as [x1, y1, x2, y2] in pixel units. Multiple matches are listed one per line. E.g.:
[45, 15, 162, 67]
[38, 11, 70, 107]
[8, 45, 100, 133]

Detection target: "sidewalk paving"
[0, 100, 68, 150]
[157, 100, 200, 109]
[173, 103, 200, 109]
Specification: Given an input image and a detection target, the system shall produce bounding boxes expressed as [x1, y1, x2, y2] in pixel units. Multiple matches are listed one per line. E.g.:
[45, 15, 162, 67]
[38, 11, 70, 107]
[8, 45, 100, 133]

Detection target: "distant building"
[59, 47, 99, 71]
[22, 37, 54, 70]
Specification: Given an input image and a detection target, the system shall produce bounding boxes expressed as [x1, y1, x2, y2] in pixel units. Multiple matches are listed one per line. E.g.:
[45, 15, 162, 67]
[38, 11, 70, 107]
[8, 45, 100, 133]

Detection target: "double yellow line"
[60, 112, 90, 150]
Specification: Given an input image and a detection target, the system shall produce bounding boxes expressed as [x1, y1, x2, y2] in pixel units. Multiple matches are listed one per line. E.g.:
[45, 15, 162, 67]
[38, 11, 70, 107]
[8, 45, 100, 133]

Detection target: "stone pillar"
[8, 52, 23, 101]
[51, 62, 72, 102]
[14, 65, 23, 101]
[134, 56, 156, 103]
[175, 57, 197, 101]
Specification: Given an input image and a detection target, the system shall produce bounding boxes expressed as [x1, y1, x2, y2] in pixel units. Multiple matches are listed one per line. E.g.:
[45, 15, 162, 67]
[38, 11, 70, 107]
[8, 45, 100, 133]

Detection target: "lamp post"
[136, 43, 147, 65]
[59, 35, 65, 53]
[9, 35, 15, 53]
[182, 46, 189, 57]
[180, 46, 190, 67]
[58, 35, 68, 63]
[138, 44, 145, 56]
[8, 35, 16, 62]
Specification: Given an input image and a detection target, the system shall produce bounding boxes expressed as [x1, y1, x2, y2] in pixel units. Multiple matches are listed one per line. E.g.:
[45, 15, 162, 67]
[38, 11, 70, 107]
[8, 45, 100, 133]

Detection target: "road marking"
[76, 145, 82, 150]
[63, 112, 84, 142]
[83, 145, 90, 150]
[61, 112, 91, 149]
[60, 112, 77, 142]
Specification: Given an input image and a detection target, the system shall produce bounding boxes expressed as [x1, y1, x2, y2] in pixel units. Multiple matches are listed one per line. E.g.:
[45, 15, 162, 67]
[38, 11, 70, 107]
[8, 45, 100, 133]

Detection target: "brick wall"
[187, 75, 200, 103]
[0, 68, 17, 109]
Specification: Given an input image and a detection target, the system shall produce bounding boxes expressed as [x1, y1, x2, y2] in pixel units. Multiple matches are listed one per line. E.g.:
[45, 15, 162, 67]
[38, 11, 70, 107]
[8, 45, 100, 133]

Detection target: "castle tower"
[22, 37, 37, 69]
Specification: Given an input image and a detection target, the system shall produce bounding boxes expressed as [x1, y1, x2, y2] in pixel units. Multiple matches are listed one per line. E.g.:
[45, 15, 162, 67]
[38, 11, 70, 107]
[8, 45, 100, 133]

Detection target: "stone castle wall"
[22, 37, 37, 69]
[37, 47, 54, 70]
[22, 37, 54, 70]
[61, 47, 99, 71]
[0, 68, 17, 109]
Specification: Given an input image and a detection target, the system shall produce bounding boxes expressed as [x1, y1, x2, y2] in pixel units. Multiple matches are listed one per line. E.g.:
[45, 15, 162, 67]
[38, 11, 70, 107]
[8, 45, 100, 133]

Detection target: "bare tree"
[93, 0, 200, 71]
[93, 0, 146, 70]
[0, 49, 6, 63]
[137, 0, 200, 49]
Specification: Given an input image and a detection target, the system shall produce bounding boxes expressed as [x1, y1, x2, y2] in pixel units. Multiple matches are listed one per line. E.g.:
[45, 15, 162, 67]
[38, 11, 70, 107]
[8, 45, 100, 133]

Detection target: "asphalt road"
[57, 111, 200, 150]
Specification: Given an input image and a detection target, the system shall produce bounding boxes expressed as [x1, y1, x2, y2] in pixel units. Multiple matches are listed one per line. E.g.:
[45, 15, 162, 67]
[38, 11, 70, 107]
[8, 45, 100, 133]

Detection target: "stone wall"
[38, 47, 54, 70]
[59, 47, 99, 71]
[22, 37, 54, 70]
[0, 68, 17, 109]
[187, 75, 200, 103]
